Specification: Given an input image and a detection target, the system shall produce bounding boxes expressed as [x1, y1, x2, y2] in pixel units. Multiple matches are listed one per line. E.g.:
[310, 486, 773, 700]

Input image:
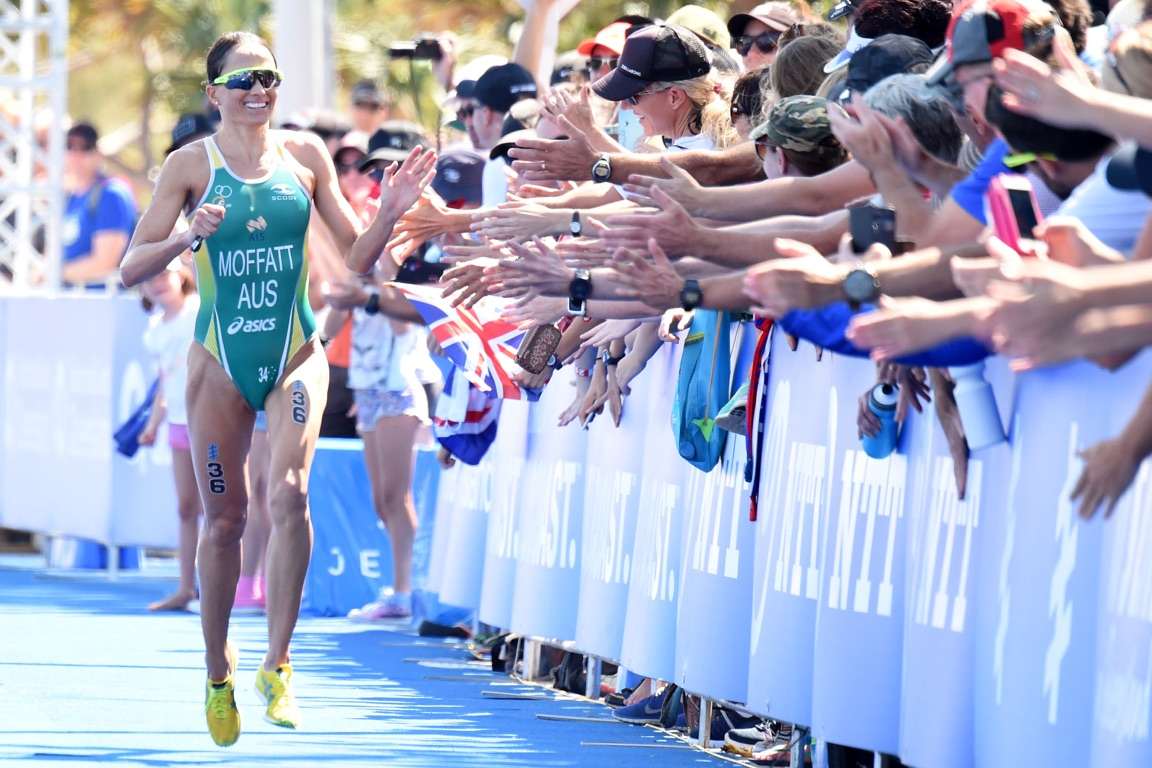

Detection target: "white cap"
[823, 26, 874, 73]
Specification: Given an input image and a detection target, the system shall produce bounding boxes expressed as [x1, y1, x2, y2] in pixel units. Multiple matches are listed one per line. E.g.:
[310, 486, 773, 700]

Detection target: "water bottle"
[861, 383, 900, 459]
[948, 362, 1006, 450]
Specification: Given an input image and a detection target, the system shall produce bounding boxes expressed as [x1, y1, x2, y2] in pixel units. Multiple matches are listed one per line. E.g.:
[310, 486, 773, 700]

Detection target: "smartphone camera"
[389, 37, 443, 60]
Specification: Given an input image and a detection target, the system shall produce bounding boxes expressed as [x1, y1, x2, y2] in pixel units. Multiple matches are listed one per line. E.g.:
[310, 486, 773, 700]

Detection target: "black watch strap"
[364, 292, 381, 315]
[680, 278, 703, 311]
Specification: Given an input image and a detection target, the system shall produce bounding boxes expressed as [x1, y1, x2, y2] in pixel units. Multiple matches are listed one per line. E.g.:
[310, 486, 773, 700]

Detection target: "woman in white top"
[325, 275, 439, 620]
[139, 264, 201, 611]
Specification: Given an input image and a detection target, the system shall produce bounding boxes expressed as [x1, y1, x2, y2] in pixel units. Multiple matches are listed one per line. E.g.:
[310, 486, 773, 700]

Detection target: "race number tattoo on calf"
[290, 381, 307, 425]
[206, 442, 226, 495]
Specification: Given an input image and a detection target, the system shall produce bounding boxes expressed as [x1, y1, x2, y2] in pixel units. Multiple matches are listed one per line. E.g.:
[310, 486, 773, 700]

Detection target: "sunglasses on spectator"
[587, 56, 619, 72]
[66, 142, 95, 153]
[211, 67, 283, 90]
[730, 99, 755, 123]
[626, 84, 671, 106]
[733, 32, 781, 56]
[336, 163, 361, 175]
[457, 105, 475, 120]
[754, 136, 776, 161]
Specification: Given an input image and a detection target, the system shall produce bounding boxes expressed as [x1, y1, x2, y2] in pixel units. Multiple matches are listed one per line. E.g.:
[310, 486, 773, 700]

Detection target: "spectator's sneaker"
[750, 722, 797, 766]
[255, 663, 301, 729]
[347, 591, 412, 621]
[603, 687, 635, 707]
[204, 642, 240, 747]
[612, 687, 673, 725]
[232, 575, 265, 615]
[687, 705, 762, 745]
[724, 721, 775, 757]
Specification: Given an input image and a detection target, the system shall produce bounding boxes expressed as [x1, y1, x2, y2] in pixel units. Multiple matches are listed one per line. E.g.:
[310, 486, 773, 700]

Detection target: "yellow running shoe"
[256, 662, 300, 729]
[204, 642, 241, 747]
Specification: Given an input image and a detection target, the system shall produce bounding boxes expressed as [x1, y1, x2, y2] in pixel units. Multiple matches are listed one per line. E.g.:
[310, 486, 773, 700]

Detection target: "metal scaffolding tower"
[0, 0, 68, 290]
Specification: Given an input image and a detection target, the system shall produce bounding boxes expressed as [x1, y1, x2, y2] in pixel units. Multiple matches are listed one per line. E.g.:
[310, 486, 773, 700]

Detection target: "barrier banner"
[674, 322, 757, 701]
[478, 398, 529, 628]
[426, 462, 459, 595]
[1, 297, 116, 542]
[438, 455, 493, 610]
[1088, 352, 1152, 766]
[747, 337, 835, 723]
[0, 298, 8, 523]
[620, 344, 687, 682]
[573, 360, 649, 660]
[973, 360, 1109, 766]
[109, 298, 178, 548]
[511, 371, 588, 641]
[811, 354, 907, 754]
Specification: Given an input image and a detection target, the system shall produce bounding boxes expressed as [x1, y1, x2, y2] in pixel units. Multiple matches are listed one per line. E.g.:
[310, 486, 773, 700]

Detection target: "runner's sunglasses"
[211, 67, 284, 90]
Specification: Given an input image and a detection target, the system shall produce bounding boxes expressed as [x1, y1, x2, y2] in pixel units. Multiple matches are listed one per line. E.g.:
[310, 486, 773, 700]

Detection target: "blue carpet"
[0, 566, 729, 767]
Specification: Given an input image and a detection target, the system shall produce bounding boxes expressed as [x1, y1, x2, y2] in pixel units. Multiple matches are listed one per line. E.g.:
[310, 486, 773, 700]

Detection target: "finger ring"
[1026, 87, 1040, 101]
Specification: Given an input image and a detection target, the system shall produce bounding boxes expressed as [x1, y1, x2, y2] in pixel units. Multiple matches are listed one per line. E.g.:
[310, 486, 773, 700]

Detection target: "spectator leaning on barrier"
[61, 122, 138, 289]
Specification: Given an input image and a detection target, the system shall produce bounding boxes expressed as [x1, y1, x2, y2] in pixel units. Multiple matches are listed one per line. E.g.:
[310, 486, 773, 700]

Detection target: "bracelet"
[575, 367, 593, 379]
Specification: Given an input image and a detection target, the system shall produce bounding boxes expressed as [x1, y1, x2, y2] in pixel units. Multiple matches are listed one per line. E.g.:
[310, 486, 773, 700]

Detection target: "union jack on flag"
[389, 282, 539, 401]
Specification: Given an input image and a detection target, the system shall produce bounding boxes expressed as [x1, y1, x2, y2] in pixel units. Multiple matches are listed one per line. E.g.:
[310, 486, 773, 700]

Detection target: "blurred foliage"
[67, 0, 834, 188]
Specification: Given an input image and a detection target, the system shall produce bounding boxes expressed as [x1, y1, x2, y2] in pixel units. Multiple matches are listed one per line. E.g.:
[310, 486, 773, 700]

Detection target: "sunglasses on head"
[211, 67, 283, 91]
[734, 31, 781, 56]
[587, 56, 619, 72]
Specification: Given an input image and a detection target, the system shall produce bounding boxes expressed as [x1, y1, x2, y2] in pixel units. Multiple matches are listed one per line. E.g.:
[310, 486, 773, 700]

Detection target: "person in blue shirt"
[60, 122, 138, 288]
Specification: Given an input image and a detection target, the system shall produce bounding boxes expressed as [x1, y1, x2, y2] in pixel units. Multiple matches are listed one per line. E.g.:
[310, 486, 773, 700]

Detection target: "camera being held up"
[389, 36, 443, 60]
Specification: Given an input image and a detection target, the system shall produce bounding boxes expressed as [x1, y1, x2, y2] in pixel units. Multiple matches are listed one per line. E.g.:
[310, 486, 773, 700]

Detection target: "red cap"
[578, 21, 631, 57]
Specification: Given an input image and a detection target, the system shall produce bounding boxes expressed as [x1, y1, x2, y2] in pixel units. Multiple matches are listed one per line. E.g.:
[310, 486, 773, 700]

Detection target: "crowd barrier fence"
[6, 295, 1152, 764]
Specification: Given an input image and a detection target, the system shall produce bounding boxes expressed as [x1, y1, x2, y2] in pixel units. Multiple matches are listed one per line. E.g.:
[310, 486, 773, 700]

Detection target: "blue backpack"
[671, 309, 733, 472]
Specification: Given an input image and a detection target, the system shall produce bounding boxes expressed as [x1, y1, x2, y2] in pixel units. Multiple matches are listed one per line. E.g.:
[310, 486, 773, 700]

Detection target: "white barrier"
[0, 295, 176, 548]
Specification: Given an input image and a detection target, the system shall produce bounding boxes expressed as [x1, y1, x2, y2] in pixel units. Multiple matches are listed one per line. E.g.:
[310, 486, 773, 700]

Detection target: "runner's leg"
[187, 343, 256, 681]
[261, 342, 328, 669]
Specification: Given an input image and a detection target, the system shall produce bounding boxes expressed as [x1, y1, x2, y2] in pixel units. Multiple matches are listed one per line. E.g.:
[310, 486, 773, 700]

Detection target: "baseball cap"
[591, 24, 711, 102]
[351, 79, 384, 107]
[166, 112, 217, 154]
[359, 121, 428, 170]
[925, 0, 1059, 87]
[577, 20, 632, 57]
[823, 26, 875, 73]
[1102, 22, 1152, 98]
[66, 122, 98, 151]
[667, 5, 733, 51]
[474, 63, 538, 114]
[727, 2, 802, 39]
[333, 131, 368, 168]
[432, 148, 485, 206]
[836, 34, 935, 102]
[1106, 144, 1152, 197]
[750, 95, 836, 153]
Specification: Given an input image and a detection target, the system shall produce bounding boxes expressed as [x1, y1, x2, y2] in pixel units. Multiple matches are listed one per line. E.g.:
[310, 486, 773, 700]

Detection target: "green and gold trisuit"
[193, 137, 316, 411]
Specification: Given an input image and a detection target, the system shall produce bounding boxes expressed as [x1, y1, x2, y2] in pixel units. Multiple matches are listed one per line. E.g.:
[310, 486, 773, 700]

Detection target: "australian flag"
[388, 282, 540, 401]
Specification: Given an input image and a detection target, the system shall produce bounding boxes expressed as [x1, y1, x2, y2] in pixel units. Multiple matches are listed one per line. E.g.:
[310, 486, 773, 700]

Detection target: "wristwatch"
[680, 278, 703, 311]
[363, 292, 381, 315]
[569, 211, 582, 237]
[842, 266, 880, 310]
[599, 348, 624, 366]
[547, 353, 565, 371]
[568, 268, 592, 317]
[591, 153, 612, 183]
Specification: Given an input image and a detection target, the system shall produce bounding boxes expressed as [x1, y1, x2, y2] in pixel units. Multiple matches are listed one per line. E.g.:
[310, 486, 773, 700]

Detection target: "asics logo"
[226, 317, 277, 335]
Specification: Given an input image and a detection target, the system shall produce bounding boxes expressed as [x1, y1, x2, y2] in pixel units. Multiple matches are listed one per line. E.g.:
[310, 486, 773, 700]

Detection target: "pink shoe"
[233, 575, 266, 614]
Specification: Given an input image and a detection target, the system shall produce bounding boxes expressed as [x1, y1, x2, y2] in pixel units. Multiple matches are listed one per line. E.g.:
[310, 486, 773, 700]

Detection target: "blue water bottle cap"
[872, 382, 899, 407]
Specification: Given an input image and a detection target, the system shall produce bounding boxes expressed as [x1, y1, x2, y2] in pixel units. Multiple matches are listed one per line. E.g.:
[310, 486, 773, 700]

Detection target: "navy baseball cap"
[591, 24, 711, 102]
[166, 112, 217, 154]
[1106, 144, 1152, 197]
[474, 63, 538, 113]
[359, 121, 428, 170]
[432, 148, 485, 207]
[837, 34, 935, 102]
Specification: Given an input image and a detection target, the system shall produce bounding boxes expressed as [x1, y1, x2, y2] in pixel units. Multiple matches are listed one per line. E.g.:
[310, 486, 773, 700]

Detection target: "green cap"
[750, 95, 834, 153]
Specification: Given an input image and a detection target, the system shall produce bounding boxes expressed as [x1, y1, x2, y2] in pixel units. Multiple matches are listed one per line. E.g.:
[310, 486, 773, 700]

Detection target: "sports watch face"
[591, 156, 611, 182]
[844, 269, 879, 305]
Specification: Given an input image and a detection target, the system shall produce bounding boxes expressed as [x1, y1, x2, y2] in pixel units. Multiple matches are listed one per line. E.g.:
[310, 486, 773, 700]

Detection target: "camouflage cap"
[749, 95, 834, 153]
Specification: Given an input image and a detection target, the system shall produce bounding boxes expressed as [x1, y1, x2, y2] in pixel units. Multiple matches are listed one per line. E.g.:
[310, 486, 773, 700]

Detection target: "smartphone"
[988, 173, 1043, 257]
[849, 203, 897, 254]
[389, 38, 442, 60]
